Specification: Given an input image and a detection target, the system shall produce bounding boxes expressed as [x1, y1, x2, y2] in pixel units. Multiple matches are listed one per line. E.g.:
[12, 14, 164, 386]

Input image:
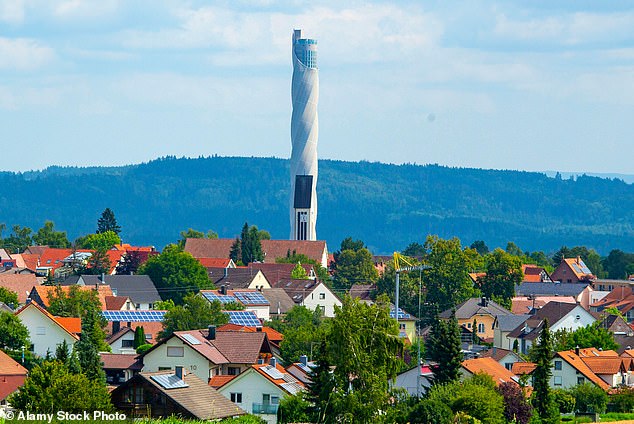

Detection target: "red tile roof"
[31, 284, 113, 310]
[582, 357, 623, 375]
[511, 296, 576, 314]
[209, 374, 237, 389]
[54, 317, 82, 334]
[37, 248, 93, 272]
[511, 362, 536, 375]
[217, 324, 283, 343]
[0, 273, 40, 303]
[198, 258, 233, 268]
[522, 264, 549, 283]
[0, 350, 27, 401]
[0, 349, 27, 375]
[461, 357, 519, 386]
[557, 350, 610, 390]
[105, 295, 129, 310]
[106, 322, 163, 345]
[100, 353, 143, 370]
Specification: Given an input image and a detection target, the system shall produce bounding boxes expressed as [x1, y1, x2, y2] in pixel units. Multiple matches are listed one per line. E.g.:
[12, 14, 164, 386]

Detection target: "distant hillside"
[1, 156, 633, 255]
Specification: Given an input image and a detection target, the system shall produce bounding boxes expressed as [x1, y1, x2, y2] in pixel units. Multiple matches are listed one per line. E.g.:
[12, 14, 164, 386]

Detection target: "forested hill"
[1, 156, 633, 255]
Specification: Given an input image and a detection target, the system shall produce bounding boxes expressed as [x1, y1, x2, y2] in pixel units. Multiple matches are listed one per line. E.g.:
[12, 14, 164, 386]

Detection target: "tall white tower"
[290, 29, 319, 241]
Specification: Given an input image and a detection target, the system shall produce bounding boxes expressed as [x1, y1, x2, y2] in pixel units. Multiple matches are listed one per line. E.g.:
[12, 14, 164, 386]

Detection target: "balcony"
[252, 403, 279, 415]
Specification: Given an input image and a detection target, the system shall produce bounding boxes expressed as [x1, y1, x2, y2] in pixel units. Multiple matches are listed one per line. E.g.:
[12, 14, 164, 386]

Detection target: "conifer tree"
[531, 319, 559, 423]
[133, 326, 146, 349]
[96, 208, 121, 235]
[427, 314, 463, 385]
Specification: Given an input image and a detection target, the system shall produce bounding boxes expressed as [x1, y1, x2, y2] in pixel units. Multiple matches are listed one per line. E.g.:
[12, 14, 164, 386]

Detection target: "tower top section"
[292, 29, 318, 69]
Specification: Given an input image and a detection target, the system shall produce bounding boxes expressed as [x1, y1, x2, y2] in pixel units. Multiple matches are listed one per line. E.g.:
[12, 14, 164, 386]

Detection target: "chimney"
[257, 359, 265, 365]
[224, 267, 228, 278]
[220, 285, 226, 295]
[256, 327, 262, 332]
[270, 357, 277, 368]
[112, 321, 120, 333]
[300, 355, 308, 366]
[576, 256, 581, 264]
[481, 297, 488, 307]
[175, 366, 184, 380]
[101, 273, 106, 284]
[575, 346, 580, 356]
[207, 325, 216, 340]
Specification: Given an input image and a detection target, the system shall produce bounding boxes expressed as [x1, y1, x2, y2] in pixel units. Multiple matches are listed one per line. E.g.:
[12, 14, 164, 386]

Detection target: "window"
[399, 323, 406, 330]
[505, 363, 513, 371]
[167, 347, 184, 357]
[577, 377, 585, 385]
[228, 367, 240, 376]
[145, 334, 152, 340]
[158, 367, 171, 371]
[467, 323, 472, 328]
[135, 303, 141, 309]
[271, 396, 280, 405]
[554, 376, 562, 386]
[477, 323, 485, 333]
[121, 340, 134, 348]
[319, 293, 326, 300]
[319, 305, 325, 314]
[36, 326, 46, 335]
[554, 360, 562, 370]
[230, 393, 242, 403]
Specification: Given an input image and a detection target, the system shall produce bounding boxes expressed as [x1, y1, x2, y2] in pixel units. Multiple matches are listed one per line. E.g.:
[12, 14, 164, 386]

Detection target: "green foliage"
[608, 387, 634, 413]
[138, 244, 212, 304]
[570, 383, 608, 414]
[270, 305, 328, 364]
[78, 248, 112, 275]
[471, 240, 490, 255]
[290, 263, 309, 279]
[427, 314, 463, 385]
[376, 255, 423, 321]
[480, 248, 523, 309]
[602, 249, 634, 280]
[553, 322, 619, 352]
[159, 293, 229, 339]
[553, 246, 604, 277]
[178, 227, 218, 248]
[0, 311, 30, 351]
[531, 319, 560, 423]
[276, 251, 330, 282]
[0, 286, 19, 308]
[76, 305, 109, 382]
[229, 237, 241, 264]
[277, 392, 312, 424]
[552, 388, 576, 414]
[96, 207, 121, 235]
[2, 224, 33, 253]
[332, 238, 378, 290]
[115, 250, 142, 275]
[134, 326, 146, 349]
[136, 343, 153, 355]
[403, 242, 426, 257]
[240, 222, 264, 265]
[8, 360, 112, 413]
[33, 220, 70, 248]
[75, 230, 121, 251]
[409, 398, 453, 424]
[222, 300, 246, 311]
[47, 285, 102, 319]
[154, 299, 176, 311]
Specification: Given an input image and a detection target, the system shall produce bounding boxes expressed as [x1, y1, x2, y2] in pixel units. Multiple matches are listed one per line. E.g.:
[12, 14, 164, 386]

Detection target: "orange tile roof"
[105, 250, 125, 273]
[19, 253, 40, 271]
[582, 357, 623, 375]
[217, 324, 283, 342]
[0, 349, 27, 375]
[112, 244, 154, 252]
[578, 348, 619, 358]
[252, 363, 305, 394]
[31, 284, 113, 309]
[621, 349, 634, 358]
[198, 258, 233, 268]
[557, 350, 609, 390]
[461, 357, 518, 386]
[209, 375, 237, 389]
[38, 248, 93, 271]
[511, 362, 536, 375]
[54, 317, 82, 334]
[511, 296, 576, 314]
[106, 322, 163, 345]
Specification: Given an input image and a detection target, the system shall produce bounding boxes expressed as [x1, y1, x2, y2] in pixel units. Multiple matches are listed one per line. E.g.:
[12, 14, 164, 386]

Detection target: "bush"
[452, 384, 505, 424]
[608, 387, 634, 413]
[136, 343, 153, 355]
[552, 388, 576, 414]
[409, 398, 453, 424]
[498, 382, 532, 424]
[569, 383, 608, 414]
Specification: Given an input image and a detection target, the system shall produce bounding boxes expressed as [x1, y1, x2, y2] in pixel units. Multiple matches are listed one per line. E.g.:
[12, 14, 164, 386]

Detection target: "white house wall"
[219, 369, 286, 424]
[18, 307, 77, 357]
[302, 282, 341, 318]
[141, 337, 213, 382]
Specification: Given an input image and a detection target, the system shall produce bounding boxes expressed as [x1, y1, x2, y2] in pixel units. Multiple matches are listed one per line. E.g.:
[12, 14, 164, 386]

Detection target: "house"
[597, 314, 634, 353]
[214, 359, 304, 424]
[478, 347, 524, 371]
[106, 322, 163, 354]
[507, 302, 596, 355]
[101, 353, 143, 386]
[286, 355, 315, 384]
[111, 369, 245, 420]
[200, 289, 270, 320]
[197, 258, 236, 268]
[551, 257, 596, 284]
[215, 324, 284, 358]
[0, 349, 28, 406]
[590, 286, 634, 322]
[141, 326, 273, 383]
[15, 301, 80, 357]
[184, 238, 329, 268]
[391, 306, 417, 343]
[0, 273, 41, 305]
[521, 264, 552, 283]
[511, 296, 576, 315]
[393, 364, 433, 397]
[207, 268, 271, 291]
[439, 297, 511, 343]
[104, 295, 135, 311]
[461, 357, 519, 386]
[261, 288, 296, 317]
[33, 248, 93, 278]
[272, 278, 341, 318]
[28, 284, 114, 310]
[516, 282, 594, 309]
[552, 350, 611, 390]
[349, 284, 375, 304]
[249, 263, 317, 284]
[70, 275, 161, 310]
[493, 315, 530, 350]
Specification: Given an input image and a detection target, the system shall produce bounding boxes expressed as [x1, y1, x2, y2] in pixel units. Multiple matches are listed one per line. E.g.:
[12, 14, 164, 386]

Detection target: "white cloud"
[0, 38, 54, 70]
[53, 0, 120, 20]
[0, 0, 25, 24]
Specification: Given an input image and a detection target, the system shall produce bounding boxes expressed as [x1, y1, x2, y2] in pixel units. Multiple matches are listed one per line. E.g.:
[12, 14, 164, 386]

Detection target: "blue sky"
[1, 0, 633, 173]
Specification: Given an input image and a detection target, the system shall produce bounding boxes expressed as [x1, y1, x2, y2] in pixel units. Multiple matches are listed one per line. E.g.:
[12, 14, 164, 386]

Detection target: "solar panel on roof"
[181, 333, 202, 345]
[202, 292, 235, 304]
[150, 374, 188, 389]
[102, 310, 166, 322]
[234, 291, 269, 305]
[262, 366, 284, 380]
[281, 382, 304, 395]
[389, 308, 412, 320]
[225, 310, 261, 327]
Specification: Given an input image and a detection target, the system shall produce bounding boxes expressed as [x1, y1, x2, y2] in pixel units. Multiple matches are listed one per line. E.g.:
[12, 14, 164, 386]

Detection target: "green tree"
[422, 235, 479, 316]
[159, 293, 229, 339]
[553, 322, 619, 352]
[8, 360, 112, 413]
[33, 221, 70, 248]
[291, 263, 309, 279]
[0, 311, 30, 351]
[332, 238, 378, 290]
[153, 299, 176, 311]
[270, 306, 328, 364]
[96, 207, 121, 235]
[427, 314, 463, 385]
[505, 242, 524, 257]
[569, 383, 608, 414]
[240, 223, 264, 265]
[276, 252, 330, 282]
[409, 398, 453, 424]
[480, 248, 523, 309]
[47, 285, 103, 319]
[277, 392, 312, 424]
[75, 231, 121, 251]
[77, 248, 111, 275]
[376, 254, 423, 320]
[75, 305, 109, 382]
[2, 225, 33, 253]
[531, 319, 559, 423]
[229, 237, 242, 264]
[403, 242, 425, 257]
[115, 250, 142, 275]
[552, 388, 575, 414]
[55, 339, 70, 363]
[0, 286, 19, 308]
[602, 249, 634, 280]
[133, 326, 146, 349]
[312, 295, 403, 422]
[138, 244, 212, 304]
[470, 240, 490, 256]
